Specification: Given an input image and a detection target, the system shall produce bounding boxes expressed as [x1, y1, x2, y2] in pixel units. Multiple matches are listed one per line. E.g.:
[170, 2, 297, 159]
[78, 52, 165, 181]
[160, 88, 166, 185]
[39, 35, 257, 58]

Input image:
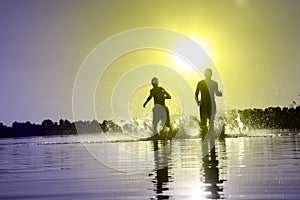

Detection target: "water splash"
[112, 114, 227, 140]
[101, 108, 260, 140]
[225, 109, 247, 135]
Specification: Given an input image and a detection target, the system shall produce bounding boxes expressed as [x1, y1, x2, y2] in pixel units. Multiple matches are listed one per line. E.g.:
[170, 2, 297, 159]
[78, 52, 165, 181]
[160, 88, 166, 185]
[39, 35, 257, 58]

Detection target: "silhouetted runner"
[195, 68, 222, 136]
[143, 77, 171, 137]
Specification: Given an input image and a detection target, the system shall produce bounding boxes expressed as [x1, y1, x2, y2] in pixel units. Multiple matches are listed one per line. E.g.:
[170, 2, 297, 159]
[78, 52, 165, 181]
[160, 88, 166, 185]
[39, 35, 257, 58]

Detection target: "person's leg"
[163, 106, 174, 139]
[209, 113, 215, 132]
[201, 116, 209, 139]
[201, 116, 208, 129]
[200, 109, 208, 138]
[200, 105, 208, 129]
[152, 107, 159, 135]
[164, 106, 171, 129]
[209, 103, 216, 132]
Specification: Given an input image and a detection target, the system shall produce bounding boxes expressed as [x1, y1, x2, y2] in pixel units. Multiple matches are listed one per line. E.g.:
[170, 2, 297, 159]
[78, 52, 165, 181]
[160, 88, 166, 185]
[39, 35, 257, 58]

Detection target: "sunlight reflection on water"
[0, 132, 299, 199]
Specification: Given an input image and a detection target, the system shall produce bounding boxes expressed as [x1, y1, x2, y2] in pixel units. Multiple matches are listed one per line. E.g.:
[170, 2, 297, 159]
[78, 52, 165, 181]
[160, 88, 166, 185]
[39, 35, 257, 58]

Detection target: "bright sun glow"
[173, 55, 195, 72]
[170, 36, 211, 89]
[186, 33, 213, 57]
[189, 37, 209, 54]
[172, 36, 212, 75]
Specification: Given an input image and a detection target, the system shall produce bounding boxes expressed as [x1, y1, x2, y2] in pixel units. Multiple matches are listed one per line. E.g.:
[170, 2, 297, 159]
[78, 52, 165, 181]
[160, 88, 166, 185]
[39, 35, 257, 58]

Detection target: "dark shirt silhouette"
[195, 68, 222, 134]
[143, 77, 171, 135]
[149, 87, 170, 106]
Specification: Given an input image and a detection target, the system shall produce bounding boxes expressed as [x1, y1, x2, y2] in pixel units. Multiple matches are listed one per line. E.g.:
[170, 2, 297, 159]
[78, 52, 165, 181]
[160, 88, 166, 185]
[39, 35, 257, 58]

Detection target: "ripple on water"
[0, 132, 299, 199]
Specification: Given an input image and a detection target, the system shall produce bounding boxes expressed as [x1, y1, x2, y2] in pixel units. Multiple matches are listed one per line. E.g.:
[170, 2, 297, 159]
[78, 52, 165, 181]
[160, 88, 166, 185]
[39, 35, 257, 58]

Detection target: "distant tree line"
[238, 106, 300, 132]
[0, 119, 122, 138]
[1, 105, 299, 138]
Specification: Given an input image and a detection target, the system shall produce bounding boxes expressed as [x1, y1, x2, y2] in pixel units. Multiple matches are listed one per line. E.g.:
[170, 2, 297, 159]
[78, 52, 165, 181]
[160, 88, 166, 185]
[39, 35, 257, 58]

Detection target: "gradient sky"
[1, 0, 300, 125]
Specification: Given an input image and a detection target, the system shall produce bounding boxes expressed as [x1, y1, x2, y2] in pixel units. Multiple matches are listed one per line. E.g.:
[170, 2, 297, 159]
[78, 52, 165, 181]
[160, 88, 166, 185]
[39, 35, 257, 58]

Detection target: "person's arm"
[215, 83, 222, 97]
[143, 91, 153, 108]
[195, 82, 201, 106]
[164, 90, 171, 99]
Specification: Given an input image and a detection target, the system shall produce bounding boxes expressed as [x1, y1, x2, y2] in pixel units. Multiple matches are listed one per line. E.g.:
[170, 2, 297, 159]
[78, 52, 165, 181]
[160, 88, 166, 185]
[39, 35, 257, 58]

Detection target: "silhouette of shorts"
[200, 101, 216, 120]
[152, 104, 170, 127]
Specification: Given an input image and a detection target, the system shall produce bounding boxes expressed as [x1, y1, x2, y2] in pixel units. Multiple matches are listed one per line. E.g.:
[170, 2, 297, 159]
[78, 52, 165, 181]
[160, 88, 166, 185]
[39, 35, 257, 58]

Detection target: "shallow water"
[0, 132, 300, 199]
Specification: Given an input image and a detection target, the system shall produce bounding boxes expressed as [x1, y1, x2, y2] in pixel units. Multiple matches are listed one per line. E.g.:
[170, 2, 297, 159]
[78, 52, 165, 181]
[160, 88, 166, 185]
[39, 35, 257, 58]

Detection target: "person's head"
[151, 77, 159, 87]
[204, 68, 212, 79]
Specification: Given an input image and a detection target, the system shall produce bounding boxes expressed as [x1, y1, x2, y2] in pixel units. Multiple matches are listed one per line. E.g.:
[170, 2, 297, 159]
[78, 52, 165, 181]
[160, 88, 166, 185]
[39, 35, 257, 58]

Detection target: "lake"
[0, 131, 300, 199]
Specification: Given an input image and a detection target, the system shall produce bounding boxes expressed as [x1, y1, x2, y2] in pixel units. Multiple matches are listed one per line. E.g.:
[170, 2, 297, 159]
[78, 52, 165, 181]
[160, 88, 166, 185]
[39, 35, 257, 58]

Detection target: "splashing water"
[110, 114, 228, 140]
[100, 108, 255, 140]
[225, 109, 247, 135]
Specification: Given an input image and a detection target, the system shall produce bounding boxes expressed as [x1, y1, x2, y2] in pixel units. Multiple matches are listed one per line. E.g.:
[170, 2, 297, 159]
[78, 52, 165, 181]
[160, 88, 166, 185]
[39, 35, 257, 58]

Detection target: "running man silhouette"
[143, 77, 171, 137]
[195, 68, 222, 136]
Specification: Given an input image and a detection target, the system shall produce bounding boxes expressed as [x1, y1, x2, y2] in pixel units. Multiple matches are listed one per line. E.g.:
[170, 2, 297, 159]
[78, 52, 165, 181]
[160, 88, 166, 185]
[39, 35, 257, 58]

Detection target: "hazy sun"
[173, 55, 195, 72]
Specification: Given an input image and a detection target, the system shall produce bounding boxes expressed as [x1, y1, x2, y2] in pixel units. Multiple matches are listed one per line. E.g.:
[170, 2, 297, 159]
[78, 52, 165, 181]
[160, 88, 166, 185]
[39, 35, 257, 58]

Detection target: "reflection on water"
[201, 140, 225, 199]
[0, 134, 300, 199]
[152, 140, 172, 199]
[150, 138, 227, 199]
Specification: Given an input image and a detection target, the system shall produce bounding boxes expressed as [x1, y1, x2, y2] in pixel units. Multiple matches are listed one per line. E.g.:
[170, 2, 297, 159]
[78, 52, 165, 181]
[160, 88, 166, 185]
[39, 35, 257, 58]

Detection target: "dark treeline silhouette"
[1, 105, 299, 138]
[0, 119, 122, 138]
[238, 106, 300, 132]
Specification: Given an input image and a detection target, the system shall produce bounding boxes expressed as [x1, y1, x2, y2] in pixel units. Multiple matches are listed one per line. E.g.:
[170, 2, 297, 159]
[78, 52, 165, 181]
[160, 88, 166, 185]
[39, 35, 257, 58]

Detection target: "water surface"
[0, 132, 300, 199]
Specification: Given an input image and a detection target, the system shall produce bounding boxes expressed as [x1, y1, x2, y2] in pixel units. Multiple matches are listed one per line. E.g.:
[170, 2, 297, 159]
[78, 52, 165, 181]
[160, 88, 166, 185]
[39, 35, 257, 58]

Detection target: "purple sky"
[1, 0, 300, 125]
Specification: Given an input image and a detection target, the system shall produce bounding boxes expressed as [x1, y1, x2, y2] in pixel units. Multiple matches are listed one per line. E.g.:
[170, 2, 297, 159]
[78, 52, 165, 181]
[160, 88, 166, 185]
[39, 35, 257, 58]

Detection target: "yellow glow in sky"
[95, 49, 204, 121]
